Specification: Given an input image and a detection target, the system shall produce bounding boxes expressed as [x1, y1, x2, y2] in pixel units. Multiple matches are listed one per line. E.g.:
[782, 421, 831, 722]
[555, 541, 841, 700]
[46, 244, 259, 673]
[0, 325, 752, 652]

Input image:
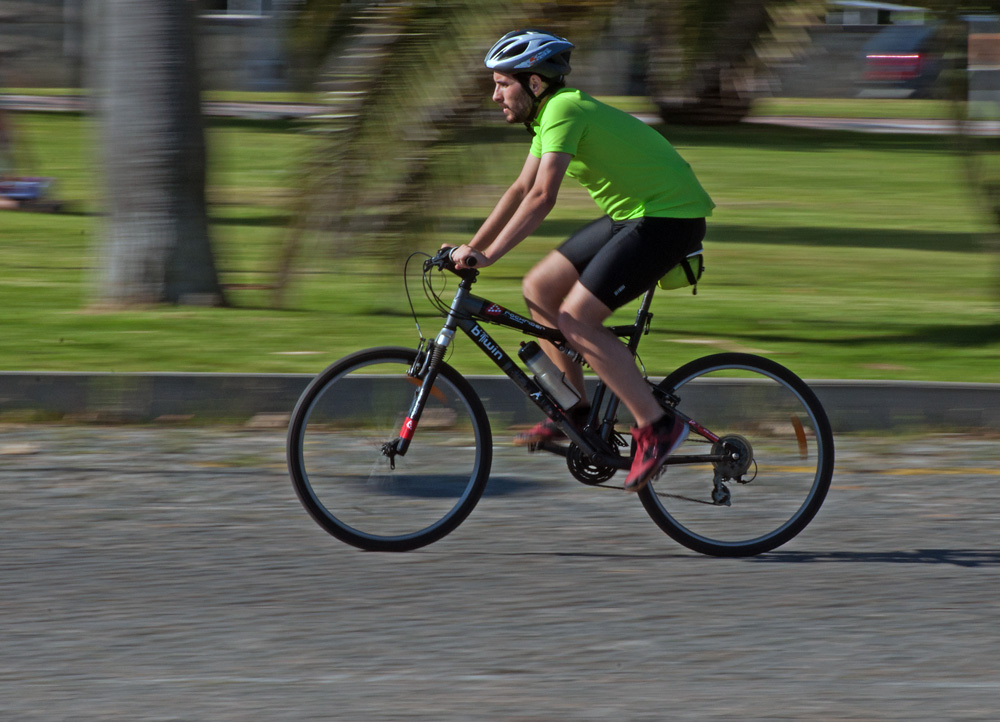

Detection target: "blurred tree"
[280, 0, 1000, 302]
[274, 0, 619, 301]
[924, 0, 1000, 299]
[646, 0, 825, 124]
[274, 0, 823, 298]
[92, 0, 224, 307]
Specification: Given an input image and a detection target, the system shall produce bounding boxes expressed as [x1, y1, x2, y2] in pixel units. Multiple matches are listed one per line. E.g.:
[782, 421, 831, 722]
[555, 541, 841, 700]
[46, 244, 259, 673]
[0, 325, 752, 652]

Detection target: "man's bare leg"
[556, 282, 665, 427]
[521, 250, 587, 398]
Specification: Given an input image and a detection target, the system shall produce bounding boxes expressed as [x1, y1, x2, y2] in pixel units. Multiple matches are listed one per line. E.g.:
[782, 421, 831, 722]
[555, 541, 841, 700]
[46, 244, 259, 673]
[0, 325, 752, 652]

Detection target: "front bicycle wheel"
[639, 353, 834, 557]
[287, 347, 492, 552]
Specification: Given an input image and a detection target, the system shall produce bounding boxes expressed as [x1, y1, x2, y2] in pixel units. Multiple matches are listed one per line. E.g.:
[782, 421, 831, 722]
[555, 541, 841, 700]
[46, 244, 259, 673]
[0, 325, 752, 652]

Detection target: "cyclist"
[449, 29, 715, 492]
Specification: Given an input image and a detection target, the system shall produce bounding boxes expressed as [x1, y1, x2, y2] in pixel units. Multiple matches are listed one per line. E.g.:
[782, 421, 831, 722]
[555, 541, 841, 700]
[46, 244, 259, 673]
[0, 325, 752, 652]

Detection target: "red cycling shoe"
[513, 406, 590, 447]
[513, 418, 567, 447]
[624, 414, 689, 492]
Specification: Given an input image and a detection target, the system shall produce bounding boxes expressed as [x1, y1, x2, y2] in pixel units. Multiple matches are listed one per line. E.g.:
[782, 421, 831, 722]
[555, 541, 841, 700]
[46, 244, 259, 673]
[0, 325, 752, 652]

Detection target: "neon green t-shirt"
[530, 88, 715, 221]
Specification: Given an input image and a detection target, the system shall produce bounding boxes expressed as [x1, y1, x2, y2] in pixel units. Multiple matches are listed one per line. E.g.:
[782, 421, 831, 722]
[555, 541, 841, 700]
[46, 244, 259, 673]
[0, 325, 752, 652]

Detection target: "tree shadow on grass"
[659, 122, 965, 154]
[513, 219, 990, 255]
[207, 117, 300, 134]
[696, 322, 1000, 350]
[707, 224, 989, 254]
[210, 213, 292, 228]
[878, 323, 1000, 348]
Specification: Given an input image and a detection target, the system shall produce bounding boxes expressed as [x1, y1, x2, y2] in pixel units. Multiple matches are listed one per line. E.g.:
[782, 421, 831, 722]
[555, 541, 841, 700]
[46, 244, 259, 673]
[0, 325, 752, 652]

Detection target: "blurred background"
[1, 0, 999, 385]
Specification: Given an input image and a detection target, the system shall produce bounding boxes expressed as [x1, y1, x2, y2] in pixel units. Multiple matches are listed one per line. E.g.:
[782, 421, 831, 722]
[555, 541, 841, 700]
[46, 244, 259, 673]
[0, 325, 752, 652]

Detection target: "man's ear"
[529, 74, 546, 96]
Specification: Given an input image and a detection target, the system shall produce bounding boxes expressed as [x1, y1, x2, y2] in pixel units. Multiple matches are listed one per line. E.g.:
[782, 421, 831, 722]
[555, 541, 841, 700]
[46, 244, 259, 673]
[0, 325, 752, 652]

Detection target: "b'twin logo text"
[470, 325, 504, 361]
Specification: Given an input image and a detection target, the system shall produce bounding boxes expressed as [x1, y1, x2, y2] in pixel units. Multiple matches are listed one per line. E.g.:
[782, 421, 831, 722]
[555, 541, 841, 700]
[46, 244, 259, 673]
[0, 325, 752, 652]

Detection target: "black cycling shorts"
[557, 215, 706, 310]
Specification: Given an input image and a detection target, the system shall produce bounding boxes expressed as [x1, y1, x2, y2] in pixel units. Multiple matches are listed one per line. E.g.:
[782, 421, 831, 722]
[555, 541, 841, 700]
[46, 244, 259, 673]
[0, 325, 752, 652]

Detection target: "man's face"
[492, 72, 534, 124]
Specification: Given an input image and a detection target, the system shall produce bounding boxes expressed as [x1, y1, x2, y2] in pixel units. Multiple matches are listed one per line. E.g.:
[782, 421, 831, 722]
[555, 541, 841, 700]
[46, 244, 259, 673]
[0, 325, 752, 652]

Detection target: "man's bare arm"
[453, 152, 571, 269]
[467, 153, 541, 251]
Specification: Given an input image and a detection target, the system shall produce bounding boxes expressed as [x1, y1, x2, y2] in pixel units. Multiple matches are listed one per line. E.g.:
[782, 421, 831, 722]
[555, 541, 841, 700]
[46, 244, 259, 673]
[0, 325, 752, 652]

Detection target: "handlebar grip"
[446, 246, 476, 268]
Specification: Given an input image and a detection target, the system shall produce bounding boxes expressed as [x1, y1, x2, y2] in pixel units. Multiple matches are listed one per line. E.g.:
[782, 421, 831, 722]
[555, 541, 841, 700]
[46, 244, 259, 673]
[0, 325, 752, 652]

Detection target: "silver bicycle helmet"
[485, 29, 574, 79]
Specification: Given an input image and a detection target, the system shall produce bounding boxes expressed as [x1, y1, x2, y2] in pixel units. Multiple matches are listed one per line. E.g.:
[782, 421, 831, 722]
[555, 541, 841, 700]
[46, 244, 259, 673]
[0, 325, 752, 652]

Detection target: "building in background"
[826, 1, 929, 26]
[0, 0, 300, 90]
[967, 15, 1000, 117]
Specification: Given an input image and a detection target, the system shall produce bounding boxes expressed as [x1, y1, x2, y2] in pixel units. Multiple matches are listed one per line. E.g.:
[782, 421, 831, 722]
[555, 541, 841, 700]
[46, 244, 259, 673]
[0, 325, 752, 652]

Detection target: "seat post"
[625, 287, 656, 354]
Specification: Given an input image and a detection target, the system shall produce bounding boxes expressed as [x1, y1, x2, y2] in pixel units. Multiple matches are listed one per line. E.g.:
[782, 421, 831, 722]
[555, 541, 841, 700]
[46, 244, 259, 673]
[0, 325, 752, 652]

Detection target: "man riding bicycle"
[449, 29, 715, 492]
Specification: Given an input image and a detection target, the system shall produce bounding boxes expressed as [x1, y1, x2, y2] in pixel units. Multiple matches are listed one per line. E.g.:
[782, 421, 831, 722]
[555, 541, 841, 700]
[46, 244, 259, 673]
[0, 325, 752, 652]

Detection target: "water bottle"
[518, 341, 581, 410]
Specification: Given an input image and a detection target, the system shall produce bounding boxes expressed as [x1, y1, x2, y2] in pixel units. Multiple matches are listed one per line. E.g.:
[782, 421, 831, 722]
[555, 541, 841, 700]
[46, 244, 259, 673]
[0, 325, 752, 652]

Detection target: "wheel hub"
[712, 434, 753, 480]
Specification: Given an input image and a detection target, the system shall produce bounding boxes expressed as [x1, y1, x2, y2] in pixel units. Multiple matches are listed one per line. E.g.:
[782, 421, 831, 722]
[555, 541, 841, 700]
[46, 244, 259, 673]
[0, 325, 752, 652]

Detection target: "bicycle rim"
[640, 353, 834, 557]
[288, 348, 491, 551]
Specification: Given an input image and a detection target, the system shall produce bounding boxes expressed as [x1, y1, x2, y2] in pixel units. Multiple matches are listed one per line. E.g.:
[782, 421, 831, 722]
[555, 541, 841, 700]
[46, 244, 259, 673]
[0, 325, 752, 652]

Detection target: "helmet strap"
[517, 75, 564, 135]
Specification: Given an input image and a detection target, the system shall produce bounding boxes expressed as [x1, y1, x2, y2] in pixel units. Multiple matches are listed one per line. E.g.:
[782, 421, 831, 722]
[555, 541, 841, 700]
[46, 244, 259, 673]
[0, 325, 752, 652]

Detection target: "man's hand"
[444, 244, 490, 270]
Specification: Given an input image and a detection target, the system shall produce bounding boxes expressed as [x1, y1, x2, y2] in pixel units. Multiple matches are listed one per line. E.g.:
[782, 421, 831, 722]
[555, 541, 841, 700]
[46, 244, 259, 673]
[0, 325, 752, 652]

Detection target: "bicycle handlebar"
[425, 246, 477, 273]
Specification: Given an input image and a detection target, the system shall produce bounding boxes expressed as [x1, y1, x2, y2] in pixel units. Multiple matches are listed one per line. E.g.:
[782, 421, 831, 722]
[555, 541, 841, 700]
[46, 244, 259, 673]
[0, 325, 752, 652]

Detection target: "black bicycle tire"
[639, 353, 834, 557]
[287, 346, 492, 552]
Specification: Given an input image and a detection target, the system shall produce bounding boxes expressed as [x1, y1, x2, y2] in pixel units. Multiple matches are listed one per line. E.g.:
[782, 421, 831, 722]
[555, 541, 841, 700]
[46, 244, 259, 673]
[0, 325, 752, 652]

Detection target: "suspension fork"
[389, 282, 470, 459]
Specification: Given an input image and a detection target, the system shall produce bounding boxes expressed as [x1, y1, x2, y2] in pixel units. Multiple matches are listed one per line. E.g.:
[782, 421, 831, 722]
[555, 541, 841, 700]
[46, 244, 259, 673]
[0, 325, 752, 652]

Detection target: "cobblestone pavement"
[2, 425, 999, 721]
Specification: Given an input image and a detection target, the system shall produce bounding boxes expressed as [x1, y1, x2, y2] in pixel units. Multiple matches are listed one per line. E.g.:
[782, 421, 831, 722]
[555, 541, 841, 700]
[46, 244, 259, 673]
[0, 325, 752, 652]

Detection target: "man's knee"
[522, 266, 546, 302]
[523, 254, 575, 309]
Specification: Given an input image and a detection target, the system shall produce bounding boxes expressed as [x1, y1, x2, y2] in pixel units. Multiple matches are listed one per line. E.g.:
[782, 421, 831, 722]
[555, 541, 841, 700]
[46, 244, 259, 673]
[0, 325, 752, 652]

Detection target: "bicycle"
[287, 247, 834, 556]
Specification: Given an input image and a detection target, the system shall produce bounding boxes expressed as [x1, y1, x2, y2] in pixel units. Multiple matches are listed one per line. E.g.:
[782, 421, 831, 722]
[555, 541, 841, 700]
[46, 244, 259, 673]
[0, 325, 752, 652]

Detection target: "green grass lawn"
[749, 97, 958, 119]
[1, 106, 998, 383]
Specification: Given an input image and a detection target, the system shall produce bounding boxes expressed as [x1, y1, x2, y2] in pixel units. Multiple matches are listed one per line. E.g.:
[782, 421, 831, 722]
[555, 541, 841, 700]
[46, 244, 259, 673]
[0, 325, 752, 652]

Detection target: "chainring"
[566, 443, 619, 485]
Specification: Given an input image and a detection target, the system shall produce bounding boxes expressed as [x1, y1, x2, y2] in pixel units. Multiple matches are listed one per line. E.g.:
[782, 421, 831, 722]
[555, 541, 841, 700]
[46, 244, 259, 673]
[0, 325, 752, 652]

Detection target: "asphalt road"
[2, 425, 999, 721]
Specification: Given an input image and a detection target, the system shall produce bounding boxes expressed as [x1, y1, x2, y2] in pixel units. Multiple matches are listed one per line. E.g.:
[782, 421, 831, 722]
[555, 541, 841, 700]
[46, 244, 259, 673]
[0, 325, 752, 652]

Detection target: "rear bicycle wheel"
[639, 353, 834, 557]
[287, 347, 492, 551]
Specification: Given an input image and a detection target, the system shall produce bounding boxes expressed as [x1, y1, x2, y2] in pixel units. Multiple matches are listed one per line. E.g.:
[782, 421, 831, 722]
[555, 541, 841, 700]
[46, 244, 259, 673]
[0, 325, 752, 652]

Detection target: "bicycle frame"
[397, 263, 723, 471]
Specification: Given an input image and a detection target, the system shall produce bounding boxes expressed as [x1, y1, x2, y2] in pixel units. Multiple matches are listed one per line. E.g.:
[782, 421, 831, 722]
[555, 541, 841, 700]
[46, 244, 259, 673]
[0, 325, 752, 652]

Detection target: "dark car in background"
[860, 24, 946, 98]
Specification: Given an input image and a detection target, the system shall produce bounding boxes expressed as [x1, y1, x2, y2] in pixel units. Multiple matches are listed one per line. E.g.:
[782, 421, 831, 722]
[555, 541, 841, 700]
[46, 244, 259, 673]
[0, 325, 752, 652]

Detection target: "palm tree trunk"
[93, 0, 224, 307]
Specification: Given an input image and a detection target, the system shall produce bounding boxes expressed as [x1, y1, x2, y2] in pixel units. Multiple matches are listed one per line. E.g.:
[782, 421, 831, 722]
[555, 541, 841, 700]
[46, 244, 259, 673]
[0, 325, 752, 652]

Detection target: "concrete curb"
[1, 372, 998, 432]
